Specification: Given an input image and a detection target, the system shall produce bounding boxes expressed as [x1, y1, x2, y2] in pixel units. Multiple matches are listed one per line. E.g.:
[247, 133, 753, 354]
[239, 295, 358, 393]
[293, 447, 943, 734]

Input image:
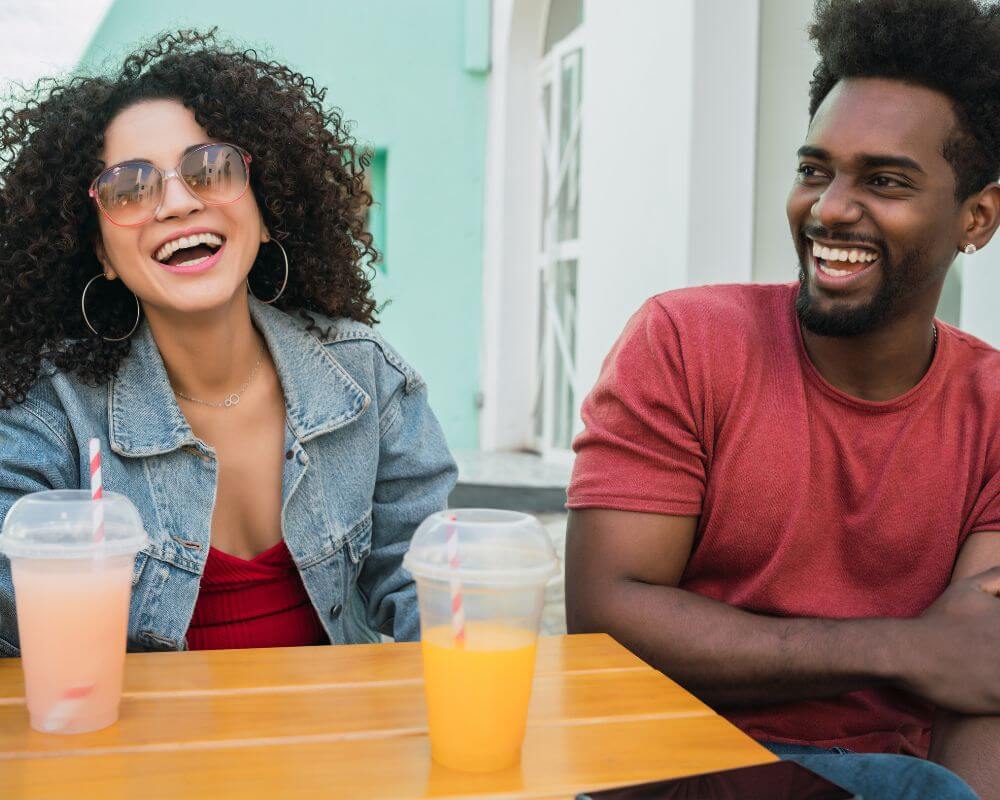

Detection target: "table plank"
[0, 716, 777, 800]
[0, 668, 712, 759]
[0, 634, 647, 702]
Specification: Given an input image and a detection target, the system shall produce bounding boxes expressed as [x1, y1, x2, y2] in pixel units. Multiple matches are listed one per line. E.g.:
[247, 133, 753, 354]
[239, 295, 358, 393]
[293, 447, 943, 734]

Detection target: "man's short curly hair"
[808, 0, 1000, 200]
[0, 29, 379, 407]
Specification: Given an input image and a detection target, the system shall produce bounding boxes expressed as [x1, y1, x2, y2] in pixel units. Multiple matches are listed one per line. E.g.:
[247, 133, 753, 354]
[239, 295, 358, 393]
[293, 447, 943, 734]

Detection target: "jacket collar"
[109, 297, 370, 458]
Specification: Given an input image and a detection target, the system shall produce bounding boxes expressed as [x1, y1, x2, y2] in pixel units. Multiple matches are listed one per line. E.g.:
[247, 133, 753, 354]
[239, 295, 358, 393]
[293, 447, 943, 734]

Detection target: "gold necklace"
[174, 343, 264, 409]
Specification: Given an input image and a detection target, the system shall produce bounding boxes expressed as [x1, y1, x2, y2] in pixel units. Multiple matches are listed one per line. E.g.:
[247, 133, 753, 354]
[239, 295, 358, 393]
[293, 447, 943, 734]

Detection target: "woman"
[0, 31, 456, 655]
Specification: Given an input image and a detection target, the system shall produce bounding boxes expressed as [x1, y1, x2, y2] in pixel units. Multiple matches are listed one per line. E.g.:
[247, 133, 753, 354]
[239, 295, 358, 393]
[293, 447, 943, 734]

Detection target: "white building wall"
[752, 0, 816, 285]
[961, 252, 1000, 345]
[574, 0, 695, 404]
[576, 0, 760, 407]
[0, 0, 113, 91]
[687, 0, 759, 287]
[482, 0, 762, 450]
[479, 0, 547, 451]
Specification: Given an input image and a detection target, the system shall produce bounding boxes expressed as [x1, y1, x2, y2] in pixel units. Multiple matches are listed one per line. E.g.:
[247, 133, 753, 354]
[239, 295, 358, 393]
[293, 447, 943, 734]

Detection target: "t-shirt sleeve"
[968, 469, 1000, 535]
[567, 298, 706, 516]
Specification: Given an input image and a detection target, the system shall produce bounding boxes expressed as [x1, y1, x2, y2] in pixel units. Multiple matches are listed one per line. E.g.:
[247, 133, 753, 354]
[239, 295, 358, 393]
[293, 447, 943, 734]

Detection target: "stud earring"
[964, 243, 977, 255]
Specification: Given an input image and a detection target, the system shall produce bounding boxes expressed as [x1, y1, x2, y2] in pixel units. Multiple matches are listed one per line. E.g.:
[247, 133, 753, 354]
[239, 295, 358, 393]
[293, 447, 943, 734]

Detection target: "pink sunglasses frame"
[88, 142, 253, 227]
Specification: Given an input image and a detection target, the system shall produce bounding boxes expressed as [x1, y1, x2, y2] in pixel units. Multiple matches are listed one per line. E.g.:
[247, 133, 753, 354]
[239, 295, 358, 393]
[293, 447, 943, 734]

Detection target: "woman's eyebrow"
[181, 141, 213, 157]
[110, 142, 214, 166]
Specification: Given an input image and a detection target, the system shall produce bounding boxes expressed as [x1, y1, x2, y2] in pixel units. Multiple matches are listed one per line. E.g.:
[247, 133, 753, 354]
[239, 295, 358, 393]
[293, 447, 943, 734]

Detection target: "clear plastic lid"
[0, 490, 148, 560]
[403, 508, 559, 587]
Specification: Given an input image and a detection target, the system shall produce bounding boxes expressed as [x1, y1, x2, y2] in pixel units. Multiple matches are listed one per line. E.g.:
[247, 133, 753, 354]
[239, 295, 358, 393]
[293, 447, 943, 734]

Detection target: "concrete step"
[448, 450, 571, 513]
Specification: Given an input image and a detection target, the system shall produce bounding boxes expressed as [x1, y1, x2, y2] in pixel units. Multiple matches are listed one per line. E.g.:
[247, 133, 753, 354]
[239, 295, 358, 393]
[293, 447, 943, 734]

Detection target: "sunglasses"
[88, 142, 252, 227]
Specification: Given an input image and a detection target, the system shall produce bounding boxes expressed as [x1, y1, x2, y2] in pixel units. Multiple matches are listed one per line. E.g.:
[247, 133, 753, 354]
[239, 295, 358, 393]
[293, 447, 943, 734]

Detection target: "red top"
[187, 539, 329, 651]
[568, 283, 1000, 756]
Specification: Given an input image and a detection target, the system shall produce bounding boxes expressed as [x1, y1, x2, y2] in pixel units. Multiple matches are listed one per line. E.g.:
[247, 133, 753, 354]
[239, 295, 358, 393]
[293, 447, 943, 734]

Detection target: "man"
[565, 0, 1000, 797]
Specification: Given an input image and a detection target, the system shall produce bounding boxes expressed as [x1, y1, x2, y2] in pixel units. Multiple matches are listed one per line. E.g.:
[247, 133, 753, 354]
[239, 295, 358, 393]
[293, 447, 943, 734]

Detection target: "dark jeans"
[764, 742, 979, 799]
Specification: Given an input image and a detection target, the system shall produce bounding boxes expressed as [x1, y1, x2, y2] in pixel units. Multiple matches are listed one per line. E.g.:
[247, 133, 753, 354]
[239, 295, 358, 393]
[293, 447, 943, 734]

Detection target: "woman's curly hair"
[0, 29, 379, 407]
[808, 0, 1000, 201]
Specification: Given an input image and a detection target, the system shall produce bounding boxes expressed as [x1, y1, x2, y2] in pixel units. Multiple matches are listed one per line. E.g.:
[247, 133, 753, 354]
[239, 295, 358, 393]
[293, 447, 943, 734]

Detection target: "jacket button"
[285, 450, 294, 460]
[329, 603, 343, 620]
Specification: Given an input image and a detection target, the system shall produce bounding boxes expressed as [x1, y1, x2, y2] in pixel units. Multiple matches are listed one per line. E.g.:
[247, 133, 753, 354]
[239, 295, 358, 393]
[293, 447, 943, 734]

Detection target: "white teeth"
[154, 232, 224, 262]
[810, 240, 878, 265]
[174, 256, 210, 268]
[819, 264, 852, 277]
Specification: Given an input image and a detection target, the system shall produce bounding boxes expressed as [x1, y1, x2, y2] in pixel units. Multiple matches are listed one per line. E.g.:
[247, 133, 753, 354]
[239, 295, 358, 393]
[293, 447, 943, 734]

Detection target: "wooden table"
[0, 634, 775, 799]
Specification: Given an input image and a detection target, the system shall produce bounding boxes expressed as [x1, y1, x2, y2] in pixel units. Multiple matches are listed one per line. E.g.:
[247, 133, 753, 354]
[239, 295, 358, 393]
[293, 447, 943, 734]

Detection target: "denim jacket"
[0, 297, 457, 656]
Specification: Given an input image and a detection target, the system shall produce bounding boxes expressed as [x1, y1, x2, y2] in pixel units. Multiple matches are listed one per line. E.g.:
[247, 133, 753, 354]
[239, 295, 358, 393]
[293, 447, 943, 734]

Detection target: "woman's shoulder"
[285, 309, 424, 396]
[0, 368, 77, 453]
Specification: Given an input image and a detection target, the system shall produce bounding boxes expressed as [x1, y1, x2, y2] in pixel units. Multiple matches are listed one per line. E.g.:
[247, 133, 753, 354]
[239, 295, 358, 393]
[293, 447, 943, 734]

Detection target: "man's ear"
[93, 238, 118, 280]
[961, 183, 1000, 253]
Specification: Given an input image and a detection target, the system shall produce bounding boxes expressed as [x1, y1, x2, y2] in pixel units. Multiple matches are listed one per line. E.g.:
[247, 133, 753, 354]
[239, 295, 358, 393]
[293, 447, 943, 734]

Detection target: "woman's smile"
[151, 228, 227, 275]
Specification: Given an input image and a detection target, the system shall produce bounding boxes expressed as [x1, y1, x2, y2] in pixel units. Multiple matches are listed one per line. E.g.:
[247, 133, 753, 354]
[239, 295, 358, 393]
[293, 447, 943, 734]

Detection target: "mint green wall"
[82, 0, 488, 449]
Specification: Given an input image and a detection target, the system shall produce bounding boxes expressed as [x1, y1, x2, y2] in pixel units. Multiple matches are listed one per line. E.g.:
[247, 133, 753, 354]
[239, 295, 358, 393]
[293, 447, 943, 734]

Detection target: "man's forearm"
[931, 712, 1000, 800]
[569, 577, 906, 707]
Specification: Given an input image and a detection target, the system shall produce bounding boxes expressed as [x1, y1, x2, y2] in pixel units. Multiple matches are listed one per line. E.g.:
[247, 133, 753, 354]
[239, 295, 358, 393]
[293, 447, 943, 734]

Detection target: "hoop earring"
[247, 238, 289, 304]
[81, 274, 141, 341]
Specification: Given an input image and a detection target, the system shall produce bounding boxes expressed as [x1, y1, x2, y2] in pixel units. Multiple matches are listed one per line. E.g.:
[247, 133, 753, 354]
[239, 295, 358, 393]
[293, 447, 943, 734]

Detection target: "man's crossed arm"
[565, 509, 1000, 797]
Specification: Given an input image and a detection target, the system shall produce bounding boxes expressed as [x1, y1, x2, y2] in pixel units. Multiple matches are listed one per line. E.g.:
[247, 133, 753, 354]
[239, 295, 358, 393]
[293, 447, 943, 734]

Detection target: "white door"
[534, 4, 583, 460]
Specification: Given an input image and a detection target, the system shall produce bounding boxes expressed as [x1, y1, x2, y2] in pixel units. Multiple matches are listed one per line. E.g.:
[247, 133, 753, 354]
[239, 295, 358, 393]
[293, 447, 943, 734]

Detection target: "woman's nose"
[155, 171, 205, 221]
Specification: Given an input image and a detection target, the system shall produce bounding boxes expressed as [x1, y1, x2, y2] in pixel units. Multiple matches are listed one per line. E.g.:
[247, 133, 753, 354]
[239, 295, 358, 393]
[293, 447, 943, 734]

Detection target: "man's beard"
[795, 244, 919, 337]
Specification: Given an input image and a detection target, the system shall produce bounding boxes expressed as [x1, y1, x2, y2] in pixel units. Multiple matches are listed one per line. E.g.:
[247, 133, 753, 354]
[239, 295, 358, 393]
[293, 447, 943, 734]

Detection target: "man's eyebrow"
[796, 145, 925, 175]
[856, 153, 926, 175]
[797, 145, 829, 161]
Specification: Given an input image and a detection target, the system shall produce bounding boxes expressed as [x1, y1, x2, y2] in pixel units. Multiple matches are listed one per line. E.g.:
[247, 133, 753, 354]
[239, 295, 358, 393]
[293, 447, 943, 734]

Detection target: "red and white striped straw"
[445, 513, 465, 647]
[88, 438, 105, 544]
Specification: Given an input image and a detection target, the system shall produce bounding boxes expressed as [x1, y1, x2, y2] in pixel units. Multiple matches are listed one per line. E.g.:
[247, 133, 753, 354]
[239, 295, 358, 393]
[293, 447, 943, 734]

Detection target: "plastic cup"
[0, 490, 147, 734]
[404, 509, 558, 772]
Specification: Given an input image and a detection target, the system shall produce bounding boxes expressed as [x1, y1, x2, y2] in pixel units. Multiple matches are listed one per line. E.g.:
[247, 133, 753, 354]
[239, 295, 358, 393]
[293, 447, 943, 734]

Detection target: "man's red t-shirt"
[567, 283, 1000, 756]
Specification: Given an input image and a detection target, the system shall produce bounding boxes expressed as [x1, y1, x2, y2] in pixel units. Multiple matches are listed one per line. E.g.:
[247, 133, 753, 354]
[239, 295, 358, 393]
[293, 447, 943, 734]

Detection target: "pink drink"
[12, 557, 134, 733]
[1, 489, 147, 735]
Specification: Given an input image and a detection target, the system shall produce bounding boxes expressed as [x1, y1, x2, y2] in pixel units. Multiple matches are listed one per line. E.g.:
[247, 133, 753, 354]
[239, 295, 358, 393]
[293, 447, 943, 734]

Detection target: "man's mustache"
[801, 225, 886, 252]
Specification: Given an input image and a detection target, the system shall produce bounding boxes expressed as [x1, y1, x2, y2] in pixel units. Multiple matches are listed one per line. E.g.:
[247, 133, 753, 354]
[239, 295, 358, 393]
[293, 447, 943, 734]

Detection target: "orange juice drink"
[422, 622, 539, 771]
[404, 509, 559, 773]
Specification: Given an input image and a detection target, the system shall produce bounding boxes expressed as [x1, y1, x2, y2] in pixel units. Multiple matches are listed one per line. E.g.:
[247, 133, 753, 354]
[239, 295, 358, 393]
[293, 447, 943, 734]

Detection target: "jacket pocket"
[345, 513, 373, 566]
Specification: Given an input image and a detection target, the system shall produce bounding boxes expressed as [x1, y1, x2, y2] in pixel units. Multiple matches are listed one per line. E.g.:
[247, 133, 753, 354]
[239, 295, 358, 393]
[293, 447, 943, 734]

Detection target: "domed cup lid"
[404, 508, 558, 587]
[1, 490, 148, 560]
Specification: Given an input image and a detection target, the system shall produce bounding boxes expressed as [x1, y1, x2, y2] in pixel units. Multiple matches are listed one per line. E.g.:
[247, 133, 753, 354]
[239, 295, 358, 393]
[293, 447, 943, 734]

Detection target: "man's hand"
[928, 532, 1000, 800]
[901, 566, 1000, 714]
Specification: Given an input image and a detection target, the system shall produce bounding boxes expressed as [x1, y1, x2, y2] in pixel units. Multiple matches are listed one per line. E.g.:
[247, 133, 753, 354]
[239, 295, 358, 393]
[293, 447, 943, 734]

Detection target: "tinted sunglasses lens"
[180, 144, 248, 205]
[95, 162, 162, 225]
